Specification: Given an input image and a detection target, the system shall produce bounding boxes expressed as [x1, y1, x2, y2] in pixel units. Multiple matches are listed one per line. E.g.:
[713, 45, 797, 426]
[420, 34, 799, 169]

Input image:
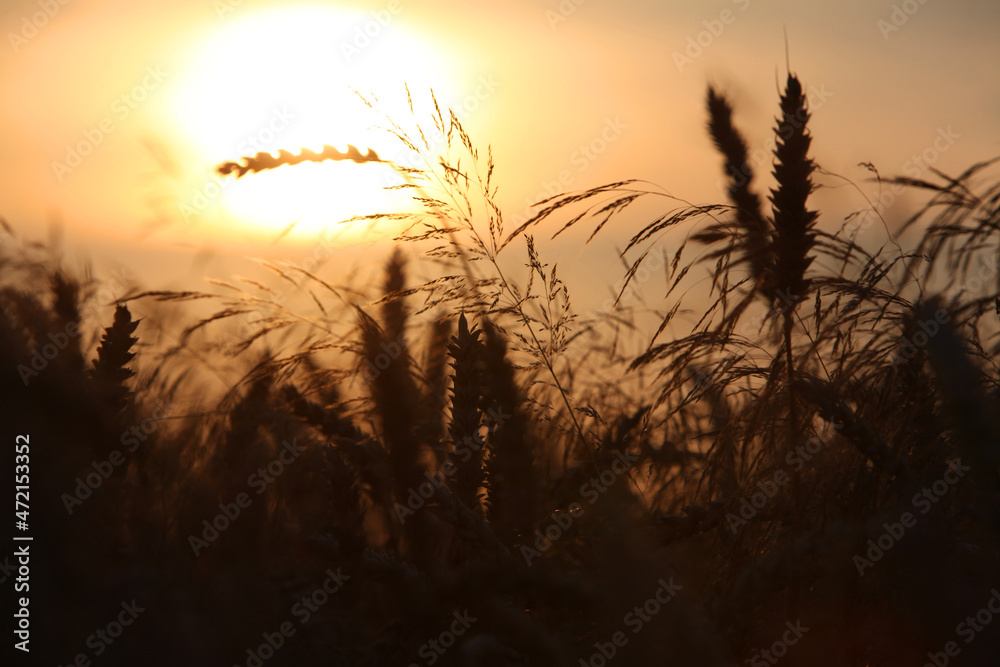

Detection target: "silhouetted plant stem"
[770, 74, 817, 530]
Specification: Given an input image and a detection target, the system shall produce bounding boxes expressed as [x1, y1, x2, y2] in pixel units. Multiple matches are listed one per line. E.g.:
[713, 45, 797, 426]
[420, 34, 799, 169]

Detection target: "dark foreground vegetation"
[2, 74, 999, 666]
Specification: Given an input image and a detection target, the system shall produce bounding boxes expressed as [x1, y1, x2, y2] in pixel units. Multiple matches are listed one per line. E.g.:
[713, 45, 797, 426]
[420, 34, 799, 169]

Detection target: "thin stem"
[386, 139, 598, 470]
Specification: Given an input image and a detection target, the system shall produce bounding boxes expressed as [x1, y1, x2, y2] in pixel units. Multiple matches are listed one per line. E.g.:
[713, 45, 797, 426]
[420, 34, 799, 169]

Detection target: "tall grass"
[2, 73, 999, 666]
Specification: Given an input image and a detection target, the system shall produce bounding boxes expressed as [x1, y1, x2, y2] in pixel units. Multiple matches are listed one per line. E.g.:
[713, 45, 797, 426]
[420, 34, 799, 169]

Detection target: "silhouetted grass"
[2, 73, 999, 667]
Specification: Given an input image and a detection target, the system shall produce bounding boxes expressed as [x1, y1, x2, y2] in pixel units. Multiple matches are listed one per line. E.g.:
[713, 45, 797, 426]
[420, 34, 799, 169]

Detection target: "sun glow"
[170, 4, 456, 242]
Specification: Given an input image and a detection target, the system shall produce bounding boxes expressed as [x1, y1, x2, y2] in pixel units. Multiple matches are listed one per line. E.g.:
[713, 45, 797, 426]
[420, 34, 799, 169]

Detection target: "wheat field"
[2, 74, 999, 666]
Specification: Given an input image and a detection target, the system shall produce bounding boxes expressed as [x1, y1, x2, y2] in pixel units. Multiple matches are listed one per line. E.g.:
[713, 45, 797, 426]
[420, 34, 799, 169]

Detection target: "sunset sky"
[2, 0, 998, 313]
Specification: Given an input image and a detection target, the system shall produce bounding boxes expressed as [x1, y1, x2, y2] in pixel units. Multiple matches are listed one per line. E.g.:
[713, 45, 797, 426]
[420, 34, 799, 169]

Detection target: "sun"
[170, 4, 456, 243]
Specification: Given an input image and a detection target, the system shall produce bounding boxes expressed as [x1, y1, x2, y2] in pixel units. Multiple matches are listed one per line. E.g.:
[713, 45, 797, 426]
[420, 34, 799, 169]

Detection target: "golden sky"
[2, 0, 999, 311]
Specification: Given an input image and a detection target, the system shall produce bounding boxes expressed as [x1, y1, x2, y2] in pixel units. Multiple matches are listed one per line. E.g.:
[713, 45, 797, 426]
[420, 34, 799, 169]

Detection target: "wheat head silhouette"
[216, 143, 383, 178]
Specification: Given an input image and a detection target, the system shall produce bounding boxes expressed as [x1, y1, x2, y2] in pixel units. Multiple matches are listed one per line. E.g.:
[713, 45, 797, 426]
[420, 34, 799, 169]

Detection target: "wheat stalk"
[768, 74, 818, 526]
[705, 87, 773, 290]
[216, 143, 383, 178]
[447, 312, 486, 515]
[91, 303, 139, 416]
[768, 74, 818, 311]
